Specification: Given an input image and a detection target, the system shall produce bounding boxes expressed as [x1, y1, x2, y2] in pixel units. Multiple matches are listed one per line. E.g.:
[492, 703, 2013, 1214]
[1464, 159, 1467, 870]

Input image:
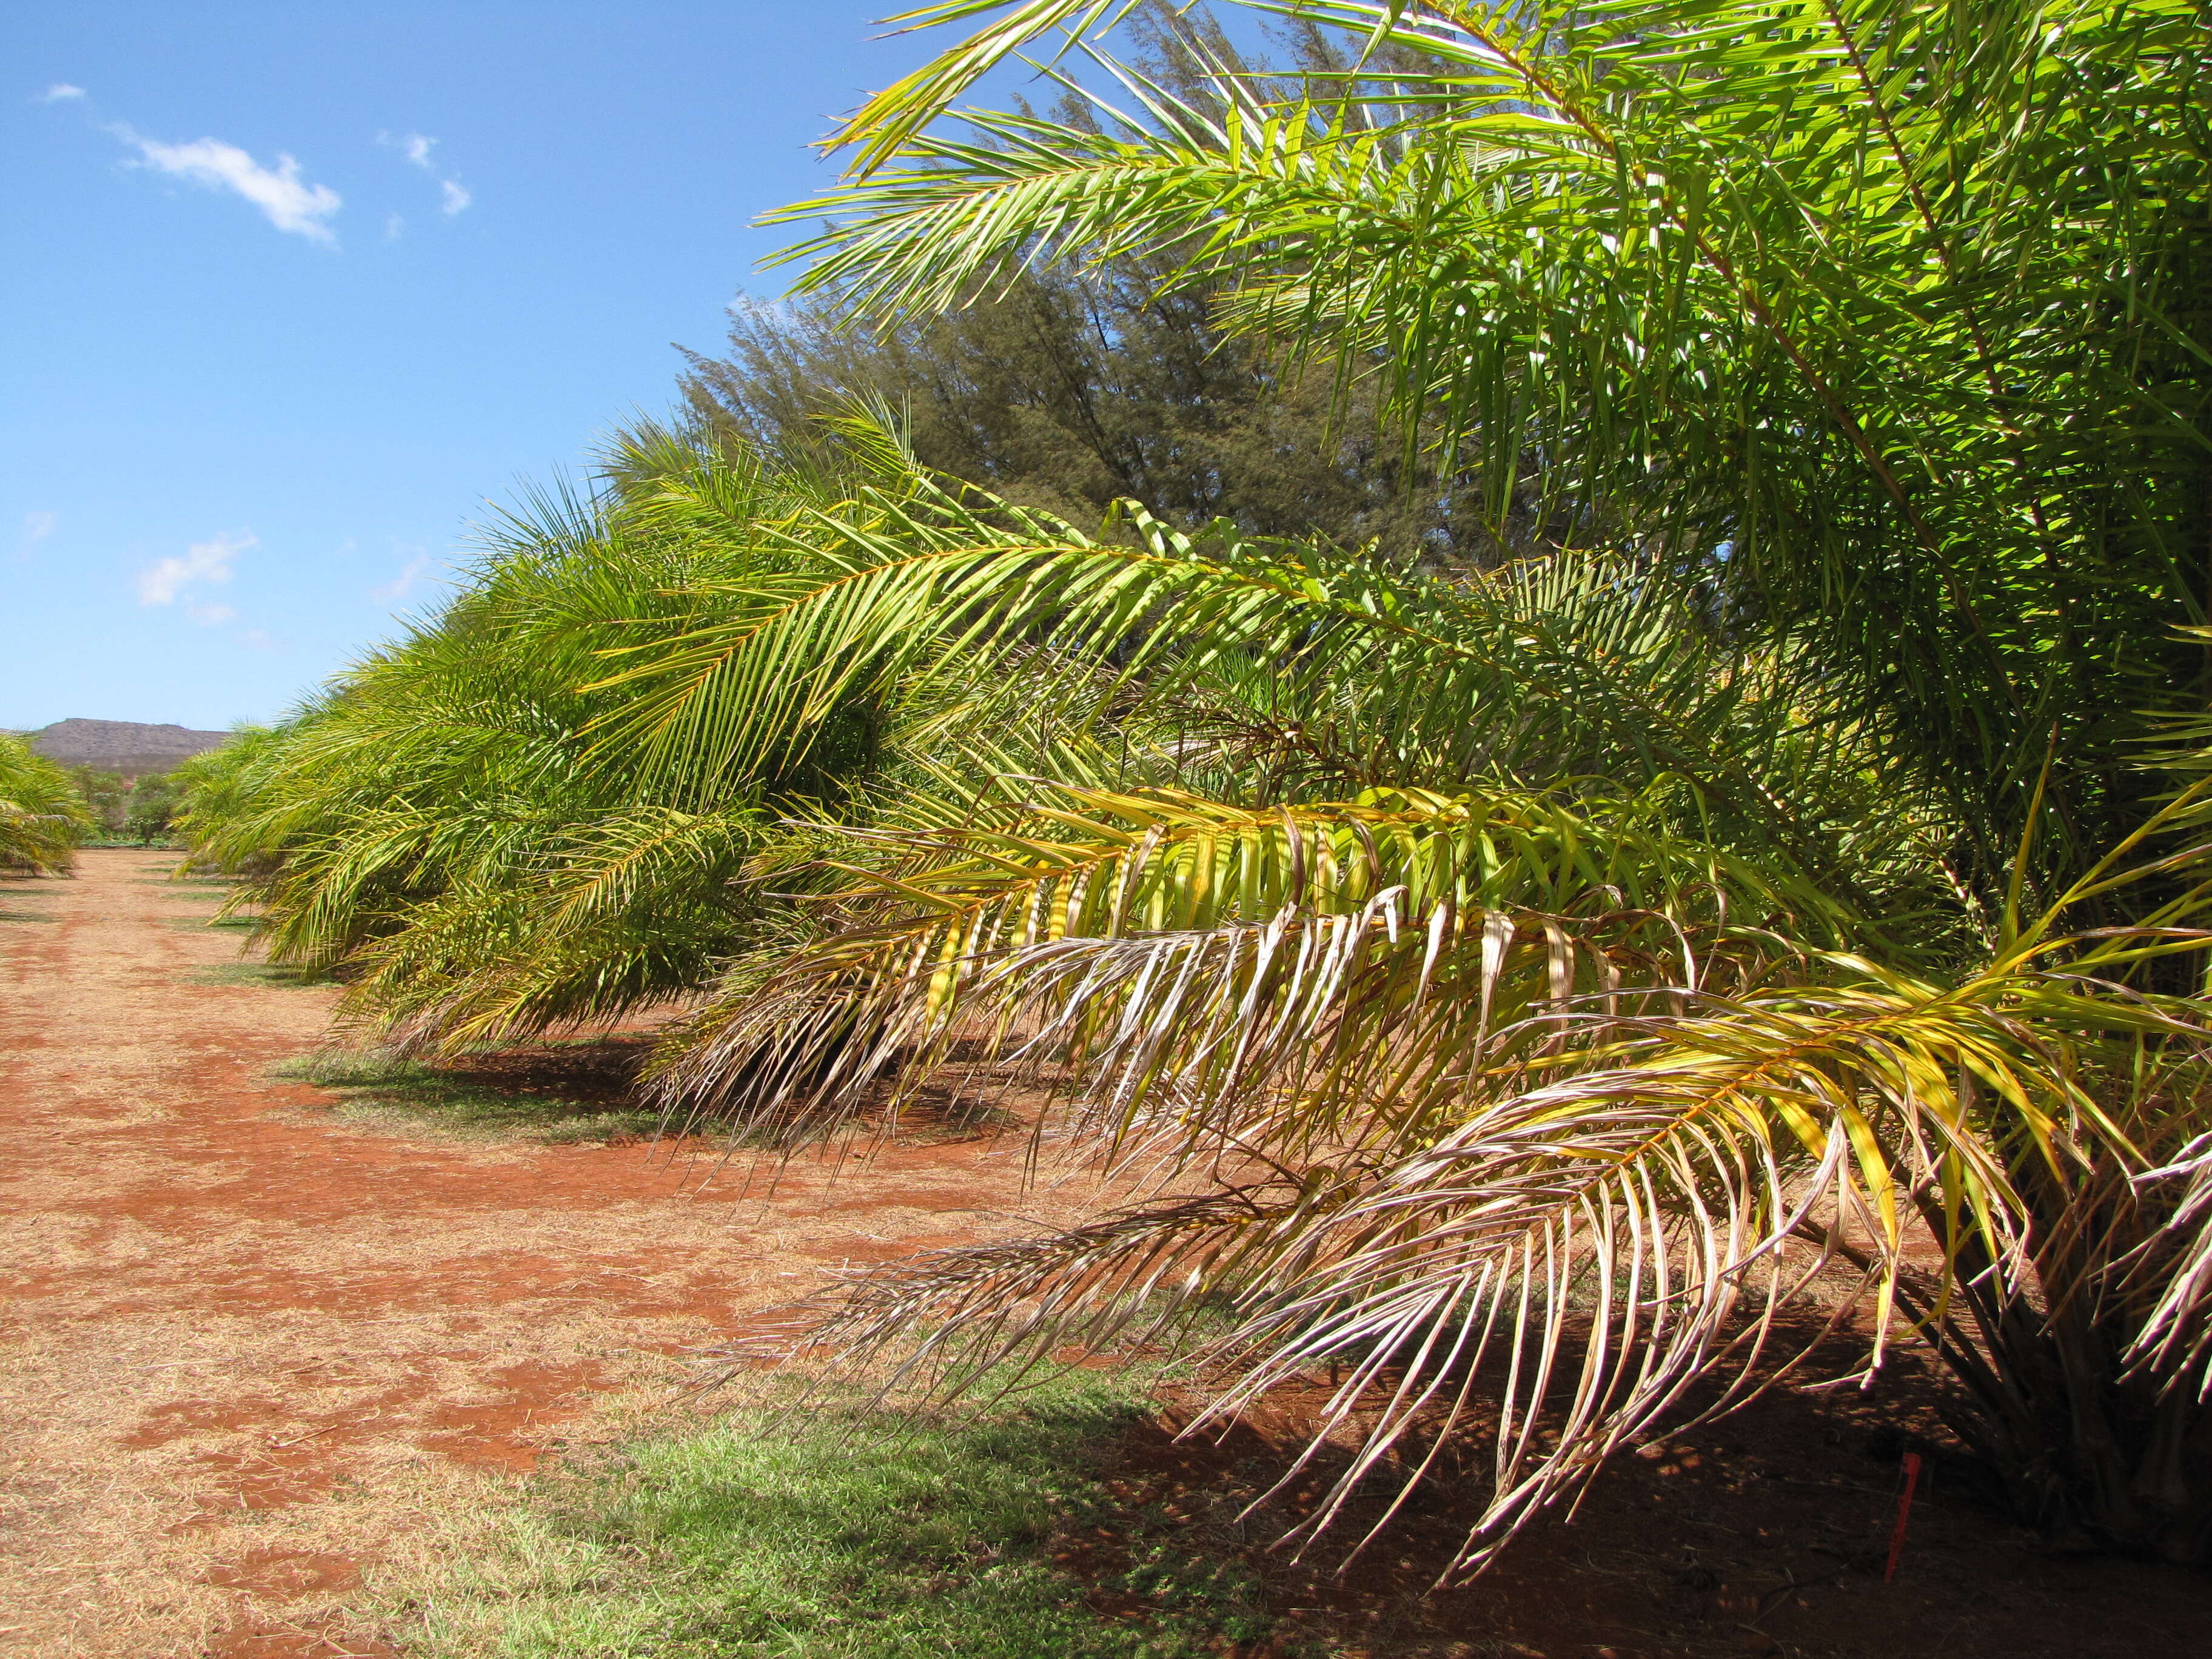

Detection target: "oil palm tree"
[623, 0, 2212, 1569]
[0, 734, 92, 874]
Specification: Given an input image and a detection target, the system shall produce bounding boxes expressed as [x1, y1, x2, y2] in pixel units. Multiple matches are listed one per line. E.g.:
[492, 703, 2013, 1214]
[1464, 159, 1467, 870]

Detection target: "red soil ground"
[4, 851, 2208, 1658]
[0, 851, 1060, 1657]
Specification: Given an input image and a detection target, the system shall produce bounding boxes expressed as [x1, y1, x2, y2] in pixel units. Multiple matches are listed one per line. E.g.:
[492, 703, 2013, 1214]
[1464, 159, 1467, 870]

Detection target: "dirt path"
[0, 852, 1039, 1657]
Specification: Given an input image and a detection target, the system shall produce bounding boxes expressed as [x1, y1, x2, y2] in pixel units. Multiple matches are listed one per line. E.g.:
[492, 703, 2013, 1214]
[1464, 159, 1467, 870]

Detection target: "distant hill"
[20, 719, 232, 776]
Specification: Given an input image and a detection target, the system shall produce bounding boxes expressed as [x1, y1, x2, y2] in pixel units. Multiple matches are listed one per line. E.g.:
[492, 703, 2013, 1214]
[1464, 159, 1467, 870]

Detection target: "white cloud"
[185, 600, 238, 626]
[380, 130, 437, 170]
[138, 529, 253, 606]
[41, 84, 85, 103]
[384, 211, 405, 240]
[121, 130, 340, 244]
[374, 551, 433, 602]
[22, 509, 58, 549]
[238, 628, 276, 649]
[378, 129, 471, 216]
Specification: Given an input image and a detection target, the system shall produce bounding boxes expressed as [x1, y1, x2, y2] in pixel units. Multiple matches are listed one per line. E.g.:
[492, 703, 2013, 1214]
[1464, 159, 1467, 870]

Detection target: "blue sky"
[1, 2, 940, 731]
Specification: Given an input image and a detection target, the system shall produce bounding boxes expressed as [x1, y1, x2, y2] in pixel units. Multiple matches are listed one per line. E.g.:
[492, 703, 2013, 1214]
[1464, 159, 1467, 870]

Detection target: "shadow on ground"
[278, 1039, 666, 1145]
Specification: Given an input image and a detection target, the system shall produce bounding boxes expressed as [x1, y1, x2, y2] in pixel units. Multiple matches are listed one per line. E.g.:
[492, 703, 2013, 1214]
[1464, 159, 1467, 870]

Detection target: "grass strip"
[400, 1380, 1272, 1658]
[193, 960, 330, 989]
[275, 1047, 667, 1145]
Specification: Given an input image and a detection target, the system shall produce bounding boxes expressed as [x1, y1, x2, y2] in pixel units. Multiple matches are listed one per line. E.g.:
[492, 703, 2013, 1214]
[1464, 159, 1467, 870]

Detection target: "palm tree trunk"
[1898, 1186, 2212, 1563]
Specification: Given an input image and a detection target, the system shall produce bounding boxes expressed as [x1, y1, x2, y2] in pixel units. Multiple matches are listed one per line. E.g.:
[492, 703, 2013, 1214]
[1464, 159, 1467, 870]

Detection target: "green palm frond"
[599, 495, 1943, 910]
[176, 419, 934, 1050]
[780, 0, 2212, 891]
[0, 734, 92, 874]
[828, 1, 1155, 179]
[649, 780, 1853, 1145]
[332, 803, 776, 1052]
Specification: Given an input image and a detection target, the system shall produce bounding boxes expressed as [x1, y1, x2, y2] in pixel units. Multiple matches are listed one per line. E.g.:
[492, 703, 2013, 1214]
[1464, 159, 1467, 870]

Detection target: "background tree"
[122, 775, 185, 847]
[66, 766, 130, 836]
[682, 8, 1507, 563]
[682, 269, 1499, 561]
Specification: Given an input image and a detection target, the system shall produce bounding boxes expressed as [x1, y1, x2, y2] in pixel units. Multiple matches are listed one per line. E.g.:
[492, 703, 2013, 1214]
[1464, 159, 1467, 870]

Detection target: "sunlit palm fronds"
[603, 496, 1946, 916]
[782, 0, 2212, 895]
[683, 774, 2212, 1565]
[175, 420, 927, 1051]
[0, 734, 92, 874]
[651, 779, 1857, 1145]
[330, 803, 777, 1051]
[807, 933, 2212, 1572]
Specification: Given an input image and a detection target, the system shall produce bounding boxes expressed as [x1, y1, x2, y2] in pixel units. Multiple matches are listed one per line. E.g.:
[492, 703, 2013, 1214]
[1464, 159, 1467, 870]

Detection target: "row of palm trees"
[181, 0, 2212, 1569]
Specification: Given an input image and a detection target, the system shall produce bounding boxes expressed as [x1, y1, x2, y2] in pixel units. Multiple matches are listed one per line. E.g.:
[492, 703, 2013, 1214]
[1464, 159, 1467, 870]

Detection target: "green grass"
[275, 1047, 668, 1145]
[190, 959, 329, 988]
[399, 1381, 1274, 1658]
[155, 875, 255, 934]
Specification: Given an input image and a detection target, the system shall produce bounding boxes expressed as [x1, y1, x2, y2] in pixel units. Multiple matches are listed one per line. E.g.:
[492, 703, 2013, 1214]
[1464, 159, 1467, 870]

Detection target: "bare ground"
[0, 851, 1060, 1657]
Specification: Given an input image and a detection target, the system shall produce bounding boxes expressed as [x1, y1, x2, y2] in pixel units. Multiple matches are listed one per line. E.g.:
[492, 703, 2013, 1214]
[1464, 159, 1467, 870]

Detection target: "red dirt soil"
[6, 853, 2210, 1658]
[0, 851, 1059, 1657]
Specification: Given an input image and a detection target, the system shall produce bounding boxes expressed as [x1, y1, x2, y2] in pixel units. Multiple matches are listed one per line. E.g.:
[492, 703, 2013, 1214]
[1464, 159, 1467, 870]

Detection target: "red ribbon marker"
[1885, 1451, 1923, 1583]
